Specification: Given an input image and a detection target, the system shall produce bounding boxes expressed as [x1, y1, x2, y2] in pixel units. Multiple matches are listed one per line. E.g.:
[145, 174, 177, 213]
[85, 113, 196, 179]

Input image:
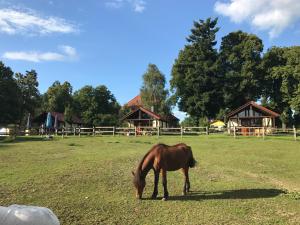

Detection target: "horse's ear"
[131, 171, 135, 176]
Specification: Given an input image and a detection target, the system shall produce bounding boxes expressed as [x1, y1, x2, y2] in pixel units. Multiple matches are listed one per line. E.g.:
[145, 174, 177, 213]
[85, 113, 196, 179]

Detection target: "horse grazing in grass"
[132, 143, 196, 200]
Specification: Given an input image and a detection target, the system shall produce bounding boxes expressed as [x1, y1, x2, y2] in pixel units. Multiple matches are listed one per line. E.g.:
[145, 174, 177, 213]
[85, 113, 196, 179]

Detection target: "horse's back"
[153, 143, 193, 171]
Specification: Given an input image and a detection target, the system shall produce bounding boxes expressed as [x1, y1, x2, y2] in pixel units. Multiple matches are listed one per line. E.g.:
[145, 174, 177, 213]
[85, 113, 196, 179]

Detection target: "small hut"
[227, 101, 280, 128]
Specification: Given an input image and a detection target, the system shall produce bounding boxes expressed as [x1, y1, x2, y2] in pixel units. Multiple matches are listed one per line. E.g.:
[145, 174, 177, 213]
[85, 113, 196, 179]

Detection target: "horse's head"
[132, 171, 145, 199]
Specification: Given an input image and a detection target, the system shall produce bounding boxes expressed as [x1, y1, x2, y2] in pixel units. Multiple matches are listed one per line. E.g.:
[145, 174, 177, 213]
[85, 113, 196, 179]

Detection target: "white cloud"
[0, 8, 78, 35]
[131, 0, 146, 13]
[214, 0, 300, 38]
[2, 45, 78, 62]
[106, 0, 146, 13]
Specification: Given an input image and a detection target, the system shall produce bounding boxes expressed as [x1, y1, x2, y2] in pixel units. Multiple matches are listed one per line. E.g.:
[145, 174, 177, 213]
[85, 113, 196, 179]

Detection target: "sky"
[1, 0, 300, 120]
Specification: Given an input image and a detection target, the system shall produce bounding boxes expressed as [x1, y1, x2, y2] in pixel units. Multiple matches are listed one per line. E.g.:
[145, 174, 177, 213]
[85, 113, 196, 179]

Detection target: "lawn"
[0, 135, 299, 225]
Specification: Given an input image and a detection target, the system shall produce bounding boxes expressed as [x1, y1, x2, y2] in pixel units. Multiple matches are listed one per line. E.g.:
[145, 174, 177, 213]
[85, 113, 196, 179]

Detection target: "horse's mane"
[133, 144, 158, 185]
[137, 145, 155, 172]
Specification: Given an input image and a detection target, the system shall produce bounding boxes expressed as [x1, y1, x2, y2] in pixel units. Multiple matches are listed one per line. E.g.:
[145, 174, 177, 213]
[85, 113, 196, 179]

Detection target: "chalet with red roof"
[122, 95, 179, 128]
[227, 101, 280, 128]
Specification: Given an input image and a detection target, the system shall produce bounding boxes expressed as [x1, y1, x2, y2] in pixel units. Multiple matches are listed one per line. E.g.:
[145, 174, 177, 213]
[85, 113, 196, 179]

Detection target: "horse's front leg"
[162, 169, 169, 200]
[151, 169, 159, 199]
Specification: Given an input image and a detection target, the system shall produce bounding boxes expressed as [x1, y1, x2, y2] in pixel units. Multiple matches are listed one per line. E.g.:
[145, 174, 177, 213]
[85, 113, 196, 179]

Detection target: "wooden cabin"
[227, 101, 280, 128]
[122, 95, 179, 128]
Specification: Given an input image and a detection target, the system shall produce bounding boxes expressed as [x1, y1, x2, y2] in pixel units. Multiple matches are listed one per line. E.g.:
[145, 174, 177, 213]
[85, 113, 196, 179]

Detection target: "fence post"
[113, 126, 115, 136]
[206, 126, 209, 135]
[293, 126, 297, 141]
[233, 126, 236, 139]
[79, 126, 81, 138]
[157, 126, 160, 138]
[74, 127, 76, 136]
[62, 126, 64, 139]
[93, 126, 95, 136]
[181, 126, 183, 139]
[262, 127, 265, 140]
[135, 127, 137, 137]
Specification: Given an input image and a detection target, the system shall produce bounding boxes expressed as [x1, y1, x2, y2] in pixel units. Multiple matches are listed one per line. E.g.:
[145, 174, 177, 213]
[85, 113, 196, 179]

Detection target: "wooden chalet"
[227, 101, 280, 128]
[122, 95, 179, 128]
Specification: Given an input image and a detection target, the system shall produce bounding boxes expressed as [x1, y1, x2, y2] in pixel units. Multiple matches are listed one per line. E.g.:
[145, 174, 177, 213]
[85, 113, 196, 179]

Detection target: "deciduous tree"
[73, 85, 120, 126]
[0, 62, 21, 124]
[140, 64, 171, 115]
[218, 31, 263, 112]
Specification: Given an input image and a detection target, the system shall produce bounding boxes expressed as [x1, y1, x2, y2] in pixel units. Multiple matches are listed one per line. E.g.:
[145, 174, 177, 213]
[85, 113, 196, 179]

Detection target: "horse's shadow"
[144, 188, 286, 201]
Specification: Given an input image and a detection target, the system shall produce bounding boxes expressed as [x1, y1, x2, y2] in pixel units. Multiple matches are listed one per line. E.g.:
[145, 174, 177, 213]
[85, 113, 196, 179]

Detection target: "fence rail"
[0, 125, 298, 140]
[229, 126, 298, 141]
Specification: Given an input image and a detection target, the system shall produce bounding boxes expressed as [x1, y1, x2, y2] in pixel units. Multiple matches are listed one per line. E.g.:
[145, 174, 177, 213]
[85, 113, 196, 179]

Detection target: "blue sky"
[1, 0, 300, 119]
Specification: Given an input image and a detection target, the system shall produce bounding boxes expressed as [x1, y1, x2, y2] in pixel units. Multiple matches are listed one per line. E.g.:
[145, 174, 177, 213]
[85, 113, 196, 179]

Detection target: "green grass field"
[0, 135, 299, 225]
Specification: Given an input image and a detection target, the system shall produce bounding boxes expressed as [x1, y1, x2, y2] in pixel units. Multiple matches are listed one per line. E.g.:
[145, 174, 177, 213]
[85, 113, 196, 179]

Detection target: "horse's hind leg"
[162, 169, 169, 200]
[151, 169, 159, 199]
[182, 167, 190, 195]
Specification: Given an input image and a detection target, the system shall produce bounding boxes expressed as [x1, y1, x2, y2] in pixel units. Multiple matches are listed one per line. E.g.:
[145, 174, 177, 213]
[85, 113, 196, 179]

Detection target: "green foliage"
[73, 85, 120, 126]
[171, 18, 222, 120]
[218, 31, 263, 110]
[198, 117, 209, 127]
[0, 61, 22, 124]
[42, 81, 73, 113]
[140, 64, 171, 115]
[64, 104, 75, 124]
[180, 116, 198, 127]
[15, 70, 40, 124]
[262, 46, 300, 126]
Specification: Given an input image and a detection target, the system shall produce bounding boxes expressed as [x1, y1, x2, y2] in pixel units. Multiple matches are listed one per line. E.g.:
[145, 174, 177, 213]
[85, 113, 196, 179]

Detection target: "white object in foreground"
[0, 205, 60, 225]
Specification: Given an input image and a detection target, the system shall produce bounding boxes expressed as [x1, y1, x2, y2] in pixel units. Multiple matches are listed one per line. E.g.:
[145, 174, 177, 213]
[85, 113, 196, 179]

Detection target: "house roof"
[127, 95, 142, 107]
[227, 101, 280, 118]
[121, 106, 179, 122]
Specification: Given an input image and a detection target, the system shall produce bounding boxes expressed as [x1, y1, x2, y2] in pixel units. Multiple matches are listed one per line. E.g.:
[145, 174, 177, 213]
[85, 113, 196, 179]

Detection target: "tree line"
[0, 61, 168, 127]
[1, 17, 300, 127]
[171, 18, 300, 127]
[0, 63, 121, 126]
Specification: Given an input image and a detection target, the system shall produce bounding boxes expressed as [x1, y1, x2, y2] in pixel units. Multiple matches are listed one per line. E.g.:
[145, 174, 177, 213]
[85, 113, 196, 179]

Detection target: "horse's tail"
[188, 147, 197, 168]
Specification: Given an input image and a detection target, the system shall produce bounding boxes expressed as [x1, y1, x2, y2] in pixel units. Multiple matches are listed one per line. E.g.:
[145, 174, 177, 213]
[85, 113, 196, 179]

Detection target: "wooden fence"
[229, 126, 298, 141]
[1, 125, 298, 141]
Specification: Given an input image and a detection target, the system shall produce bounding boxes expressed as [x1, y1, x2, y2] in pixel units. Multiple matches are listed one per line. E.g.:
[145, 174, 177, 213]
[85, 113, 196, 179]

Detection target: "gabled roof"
[227, 101, 280, 118]
[127, 95, 142, 107]
[121, 106, 162, 121]
[121, 106, 179, 122]
[162, 114, 180, 121]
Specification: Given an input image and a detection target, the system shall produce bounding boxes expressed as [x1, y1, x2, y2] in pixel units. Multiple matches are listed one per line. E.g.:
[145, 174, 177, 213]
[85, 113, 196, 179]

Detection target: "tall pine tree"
[171, 18, 221, 123]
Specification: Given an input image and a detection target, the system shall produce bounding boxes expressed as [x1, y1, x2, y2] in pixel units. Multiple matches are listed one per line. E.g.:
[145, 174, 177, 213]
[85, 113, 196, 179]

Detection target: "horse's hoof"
[162, 197, 167, 201]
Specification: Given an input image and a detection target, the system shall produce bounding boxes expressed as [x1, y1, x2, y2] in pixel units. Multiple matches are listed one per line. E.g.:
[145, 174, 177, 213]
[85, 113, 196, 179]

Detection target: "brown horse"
[132, 143, 196, 200]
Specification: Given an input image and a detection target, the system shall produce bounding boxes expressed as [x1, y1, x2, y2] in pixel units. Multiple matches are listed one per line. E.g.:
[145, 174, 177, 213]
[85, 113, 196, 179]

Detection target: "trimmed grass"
[0, 135, 299, 225]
